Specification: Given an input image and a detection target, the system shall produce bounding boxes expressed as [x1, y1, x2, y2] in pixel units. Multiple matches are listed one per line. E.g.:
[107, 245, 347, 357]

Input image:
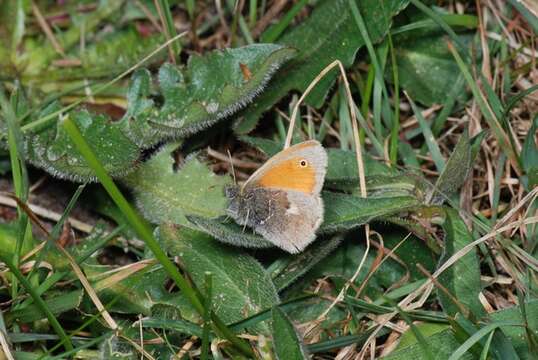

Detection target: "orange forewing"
[256, 157, 316, 193]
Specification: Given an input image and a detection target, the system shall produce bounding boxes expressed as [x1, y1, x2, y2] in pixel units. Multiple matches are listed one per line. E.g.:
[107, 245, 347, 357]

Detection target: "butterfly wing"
[244, 140, 327, 195]
[254, 189, 324, 253]
[229, 141, 328, 252]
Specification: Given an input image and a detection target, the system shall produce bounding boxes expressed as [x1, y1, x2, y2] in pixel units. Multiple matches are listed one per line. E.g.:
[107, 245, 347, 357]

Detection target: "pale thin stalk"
[285, 59, 370, 321]
[56, 246, 118, 331]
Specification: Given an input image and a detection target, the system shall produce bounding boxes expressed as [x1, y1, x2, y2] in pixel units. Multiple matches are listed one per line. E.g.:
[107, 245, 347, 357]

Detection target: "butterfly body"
[225, 140, 327, 253]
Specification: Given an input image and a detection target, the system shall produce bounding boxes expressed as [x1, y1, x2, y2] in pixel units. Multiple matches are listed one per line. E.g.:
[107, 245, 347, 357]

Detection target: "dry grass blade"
[56, 245, 118, 331]
[360, 187, 538, 356]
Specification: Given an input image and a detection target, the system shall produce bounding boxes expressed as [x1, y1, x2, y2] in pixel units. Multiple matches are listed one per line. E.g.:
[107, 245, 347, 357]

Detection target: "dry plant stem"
[215, 0, 230, 34]
[476, 0, 492, 83]
[416, 263, 470, 317]
[153, 0, 176, 64]
[120, 334, 157, 360]
[284, 60, 369, 321]
[360, 188, 538, 356]
[207, 147, 259, 169]
[0, 330, 14, 360]
[176, 336, 197, 358]
[5, 192, 119, 331]
[0, 193, 93, 233]
[56, 245, 119, 331]
[31, 1, 66, 57]
[251, 0, 288, 38]
[134, 0, 164, 32]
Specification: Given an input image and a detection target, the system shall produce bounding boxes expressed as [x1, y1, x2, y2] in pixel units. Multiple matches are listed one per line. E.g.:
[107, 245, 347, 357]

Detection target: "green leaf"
[272, 235, 344, 291]
[389, 28, 472, 106]
[189, 192, 420, 250]
[448, 321, 521, 360]
[0, 221, 33, 258]
[321, 192, 420, 233]
[7, 290, 84, 323]
[309, 236, 409, 299]
[138, 317, 205, 338]
[124, 143, 231, 224]
[437, 209, 485, 318]
[490, 299, 538, 359]
[28, 108, 140, 181]
[16, 44, 295, 181]
[240, 0, 409, 124]
[430, 129, 473, 204]
[521, 115, 538, 189]
[383, 328, 474, 360]
[186, 215, 274, 249]
[385, 300, 538, 359]
[143, 44, 296, 137]
[271, 306, 309, 360]
[158, 224, 279, 330]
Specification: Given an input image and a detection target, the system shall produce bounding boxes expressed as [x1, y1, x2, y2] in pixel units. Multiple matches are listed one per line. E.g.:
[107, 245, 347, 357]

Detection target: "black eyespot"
[299, 159, 308, 167]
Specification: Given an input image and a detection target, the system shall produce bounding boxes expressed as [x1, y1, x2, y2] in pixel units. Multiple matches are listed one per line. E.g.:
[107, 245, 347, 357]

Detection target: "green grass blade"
[479, 331, 495, 360]
[201, 272, 213, 360]
[0, 254, 73, 351]
[156, 0, 182, 59]
[260, 0, 309, 42]
[185, 0, 195, 19]
[271, 306, 309, 359]
[391, 14, 478, 35]
[447, 41, 521, 173]
[60, 116, 253, 357]
[407, 94, 445, 172]
[431, 75, 465, 136]
[408, 0, 469, 54]
[349, 0, 393, 135]
[388, 33, 400, 164]
[0, 86, 31, 300]
[503, 84, 538, 120]
[448, 322, 521, 360]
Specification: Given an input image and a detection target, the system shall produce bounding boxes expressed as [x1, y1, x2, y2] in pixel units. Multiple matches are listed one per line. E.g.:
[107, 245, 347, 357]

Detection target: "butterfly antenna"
[227, 149, 237, 185]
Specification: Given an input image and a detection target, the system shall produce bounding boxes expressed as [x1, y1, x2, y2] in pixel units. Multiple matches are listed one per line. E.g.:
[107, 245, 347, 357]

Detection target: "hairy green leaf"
[189, 192, 420, 250]
[186, 215, 273, 249]
[521, 115, 538, 189]
[124, 143, 231, 224]
[321, 192, 420, 233]
[13, 44, 295, 181]
[158, 224, 279, 330]
[28, 108, 140, 181]
[146, 45, 296, 137]
[272, 306, 309, 360]
[272, 235, 344, 291]
[389, 29, 473, 106]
